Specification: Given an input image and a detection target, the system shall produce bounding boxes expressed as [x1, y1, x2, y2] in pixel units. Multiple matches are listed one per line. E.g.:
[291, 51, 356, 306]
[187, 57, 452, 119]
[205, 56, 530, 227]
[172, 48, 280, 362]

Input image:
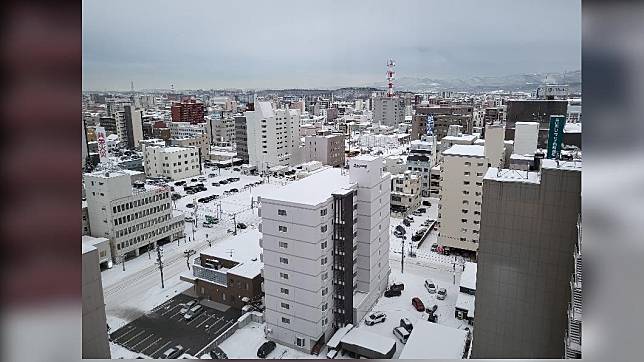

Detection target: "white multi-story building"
[437, 145, 487, 254]
[143, 145, 200, 181]
[303, 133, 345, 167]
[390, 171, 421, 216]
[373, 96, 405, 126]
[170, 121, 209, 142]
[84, 170, 184, 261]
[245, 101, 300, 172]
[258, 155, 390, 353]
[209, 116, 236, 146]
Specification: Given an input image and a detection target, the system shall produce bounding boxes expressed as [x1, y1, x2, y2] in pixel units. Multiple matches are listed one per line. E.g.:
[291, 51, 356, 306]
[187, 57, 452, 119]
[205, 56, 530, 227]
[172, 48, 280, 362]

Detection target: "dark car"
[237, 222, 247, 229]
[229, 188, 239, 193]
[175, 181, 186, 186]
[422, 200, 432, 207]
[384, 289, 402, 297]
[257, 341, 276, 358]
[171, 193, 182, 201]
[186, 203, 195, 208]
[219, 180, 228, 185]
[430, 243, 438, 252]
[212, 182, 220, 186]
[403, 219, 411, 227]
[390, 282, 405, 292]
[417, 207, 427, 213]
[209, 346, 228, 359]
[191, 178, 197, 182]
[412, 297, 425, 312]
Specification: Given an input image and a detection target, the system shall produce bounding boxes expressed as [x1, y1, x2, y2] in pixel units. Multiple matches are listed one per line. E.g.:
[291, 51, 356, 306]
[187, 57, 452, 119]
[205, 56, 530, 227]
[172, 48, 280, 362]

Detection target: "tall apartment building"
[143, 145, 201, 181]
[99, 116, 117, 136]
[84, 170, 185, 261]
[245, 102, 300, 172]
[373, 97, 405, 126]
[303, 133, 345, 167]
[390, 171, 421, 216]
[82, 242, 110, 358]
[565, 216, 582, 359]
[234, 115, 249, 163]
[210, 116, 236, 145]
[437, 145, 487, 255]
[258, 155, 390, 353]
[472, 159, 581, 358]
[123, 104, 143, 149]
[406, 136, 437, 197]
[171, 100, 205, 124]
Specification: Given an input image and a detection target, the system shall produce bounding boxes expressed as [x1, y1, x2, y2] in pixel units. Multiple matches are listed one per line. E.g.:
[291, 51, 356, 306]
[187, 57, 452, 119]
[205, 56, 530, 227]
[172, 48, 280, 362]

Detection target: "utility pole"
[206, 233, 211, 247]
[156, 246, 164, 289]
[232, 213, 237, 235]
[121, 255, 126, 271]
[401, 237, 405, 274]
[147, 241, 151, 259]
[453, 255, 456, 285]
[184, 249, 196, 271]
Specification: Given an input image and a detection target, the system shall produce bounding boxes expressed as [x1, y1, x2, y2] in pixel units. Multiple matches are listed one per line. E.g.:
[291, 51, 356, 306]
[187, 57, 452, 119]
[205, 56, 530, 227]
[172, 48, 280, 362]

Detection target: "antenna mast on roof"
[386, 59, 396, 97]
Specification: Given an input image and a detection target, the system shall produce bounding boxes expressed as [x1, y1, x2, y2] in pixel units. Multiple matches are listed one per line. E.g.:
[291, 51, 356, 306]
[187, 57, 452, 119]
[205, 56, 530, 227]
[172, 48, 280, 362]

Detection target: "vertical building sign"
[96, 126, 108, 163]
[547, 115, 566, 159]
[426, 115, 434, 136]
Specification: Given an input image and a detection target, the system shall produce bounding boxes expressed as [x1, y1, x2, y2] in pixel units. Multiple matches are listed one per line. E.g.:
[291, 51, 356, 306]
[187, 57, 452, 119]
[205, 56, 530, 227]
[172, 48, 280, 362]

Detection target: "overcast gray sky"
[82, 0, 581, 90]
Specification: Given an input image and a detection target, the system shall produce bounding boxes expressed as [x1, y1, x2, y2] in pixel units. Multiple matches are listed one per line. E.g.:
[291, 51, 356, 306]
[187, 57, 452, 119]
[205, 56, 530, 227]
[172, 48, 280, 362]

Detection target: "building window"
[321, 225, 327, 233]
[280, 272, 289, 280]
[320, 208, 327, 216]
[321, 303, 328, 311]
[465, 162, 471, 166]
[464, 181, 470, 185]
[461, 218, 468, 223]
[321, 287, 328, 296]
[464, 171, 470, 176]
[278, 209, 287, 216]
[296, 338, 305, 347]
[279, 225, 287, 232]
[321, 241, 327, 249]
[282, 317, 290, 324]
[281, 302, 290, 310]
[280, 288, 289, 295]
[279, 257, 289, 264]
[321, 257, 327, 265]
[321, 272, 328, 280]
[279, 241, 288, 249]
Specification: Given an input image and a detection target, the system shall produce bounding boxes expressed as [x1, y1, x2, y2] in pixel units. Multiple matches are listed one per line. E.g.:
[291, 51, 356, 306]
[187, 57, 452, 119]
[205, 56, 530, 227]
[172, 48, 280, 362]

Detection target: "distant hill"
[366, 70, 581, 93]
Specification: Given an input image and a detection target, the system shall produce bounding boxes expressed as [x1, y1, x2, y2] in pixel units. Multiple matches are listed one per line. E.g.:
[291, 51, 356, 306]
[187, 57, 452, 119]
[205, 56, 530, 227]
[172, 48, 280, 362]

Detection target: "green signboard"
[547, 115, 566, 159]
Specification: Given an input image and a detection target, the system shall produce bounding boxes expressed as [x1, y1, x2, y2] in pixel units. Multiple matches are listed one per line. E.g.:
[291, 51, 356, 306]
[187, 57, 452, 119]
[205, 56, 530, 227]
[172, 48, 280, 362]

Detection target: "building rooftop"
[398, 321, 468, 359]
[442, 145, 485, 158]
[200, 229, 262, 264]
[82, 236, 109, 254]
[259, 167, 353, 206]
[541, 158, 582, 172]
[484, 167, 540, 184]
[564, 123, 582, 133]
[442, 134, 478, 143]
[460, 261, 477, 291]
[455, 292, 476, 317]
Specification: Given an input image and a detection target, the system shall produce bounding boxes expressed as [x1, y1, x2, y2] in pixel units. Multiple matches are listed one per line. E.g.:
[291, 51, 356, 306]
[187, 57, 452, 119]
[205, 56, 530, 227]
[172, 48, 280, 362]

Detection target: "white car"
[424, 280, 437, 294]
[437, 288, 447, 300]
[365, 311, 386, 325]
[180, 299, 199, 314]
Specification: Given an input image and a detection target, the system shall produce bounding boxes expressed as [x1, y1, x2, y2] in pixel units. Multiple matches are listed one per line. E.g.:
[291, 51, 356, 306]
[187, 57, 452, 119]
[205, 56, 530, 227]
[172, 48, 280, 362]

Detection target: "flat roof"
[340, 327, 397, 355]
[398, 321, 468, 359]
[541, 158, 582, 172]
[456, 293, 476, 317]
[460, 261, 477, 290]
[442, 145, 485, 158]
[442, 134, 478, 142]
[484, 167, 540, 184]
[200, 229, 262, 264]
[259, 168, 353, 206]
[228, 259, 262, 279]
[327, 324, 353, 349]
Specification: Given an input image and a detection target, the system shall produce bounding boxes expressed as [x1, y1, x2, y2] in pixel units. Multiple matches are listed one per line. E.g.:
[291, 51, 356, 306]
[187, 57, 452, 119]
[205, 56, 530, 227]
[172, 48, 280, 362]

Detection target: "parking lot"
[109, 293, 241, 358]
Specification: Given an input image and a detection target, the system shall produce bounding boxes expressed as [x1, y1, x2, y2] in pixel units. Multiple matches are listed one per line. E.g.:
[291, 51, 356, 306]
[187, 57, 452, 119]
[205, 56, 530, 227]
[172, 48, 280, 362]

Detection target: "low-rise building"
[181, 230, 263, 310]
[143, 145, 201, 181]
[390, 171, 421, 216]
[455, 261, 477, 323]
[84, 170, 184, 262]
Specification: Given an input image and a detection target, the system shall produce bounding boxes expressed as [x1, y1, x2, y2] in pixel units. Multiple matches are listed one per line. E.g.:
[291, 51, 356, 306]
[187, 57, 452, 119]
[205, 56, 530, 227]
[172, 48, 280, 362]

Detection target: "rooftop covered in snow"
[398, 320, 468, 359]
[259, 167, 353, 206]
[442, 145, 485, 158]
[484, 167, 540, 184]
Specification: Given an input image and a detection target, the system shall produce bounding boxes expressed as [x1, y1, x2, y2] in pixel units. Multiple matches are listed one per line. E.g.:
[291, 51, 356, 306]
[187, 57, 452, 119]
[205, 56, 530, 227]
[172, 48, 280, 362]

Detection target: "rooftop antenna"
[130, 81, 134, 92]
[386, 59, 396, 97]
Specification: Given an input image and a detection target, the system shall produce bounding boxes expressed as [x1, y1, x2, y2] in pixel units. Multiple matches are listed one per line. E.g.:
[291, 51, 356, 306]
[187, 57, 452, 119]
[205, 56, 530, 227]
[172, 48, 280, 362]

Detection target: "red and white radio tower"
[386, 59, 396, 97]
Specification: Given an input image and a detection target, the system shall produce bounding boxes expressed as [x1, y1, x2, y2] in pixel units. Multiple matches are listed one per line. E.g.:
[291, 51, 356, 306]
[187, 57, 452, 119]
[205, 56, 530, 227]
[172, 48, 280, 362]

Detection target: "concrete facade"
[472, 160, 581, 358]
[143, 145, 201, 181]
[390, 171, 421, 216]
[234, 115, 249, 163]
[303, 134, 345, 167]
[373, 97, 405, 126]
[82, 243, 110, 358]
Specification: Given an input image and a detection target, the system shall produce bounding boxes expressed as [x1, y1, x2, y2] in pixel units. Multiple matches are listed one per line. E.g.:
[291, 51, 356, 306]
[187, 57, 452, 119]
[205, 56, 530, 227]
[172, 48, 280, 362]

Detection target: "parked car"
[209, 346, 228, 359]
[191, 178, 198, 182]
[184, 304, 204, 320]
[256, 341, 276, 358]
[237, 222, 247, 229]
[422, 200, 432, 207]
[175, 181, 186, 186]
[233, 167, 241, 172]
[393, 229, 405, 238]
[400, 317, 413, 332]
[412, 210, 423, 216]
[186, 203, 195, 208]
[208, 173, 216, 178]
[424, 280, 437, 294]
[437, 288, 447, 300]
[162, 345, 185, 359]
[172, 193, 182, 201]
[402, 219, 411, 227]
[384, 288, 402, 297]
[365, 311, 386, 325]
[219, 180, 228, 185]
[412, 297, 425, 312]
[405, 215, 414, 222]
[430, 243, 439, 252]
[180, 299, 199, 314]
[229, 188, 239, 193]
[393, 326, 411, 344]
[395, 225, 406, 234]
[185, 216, 195, 223]
[390, 282, 405, 292]
[212, 182, 220, 187]
[417, 207, 426, 213]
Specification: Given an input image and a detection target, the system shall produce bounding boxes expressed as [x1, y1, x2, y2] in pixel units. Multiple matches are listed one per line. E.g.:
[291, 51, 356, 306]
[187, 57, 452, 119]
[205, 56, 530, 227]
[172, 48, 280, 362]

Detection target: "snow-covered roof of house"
[200, 229, 262, 264]
[340, 327, 397, 355]
[398, 321, 468, 359]
[460, 261, 477, 290]
[259, 167, 353, 206]
[228, 259, 262, 279]
[484, 167, 540, 184]
[442, 145, 485, 158]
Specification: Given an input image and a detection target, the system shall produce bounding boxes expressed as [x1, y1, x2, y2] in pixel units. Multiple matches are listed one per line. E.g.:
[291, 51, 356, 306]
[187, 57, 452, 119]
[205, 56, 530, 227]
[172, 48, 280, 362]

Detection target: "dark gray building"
[123, 104, 143, 149]
[234, 115, 248, 163]
[82, 242, 111, 358]
[505, 100, 568, 148]
[472, 158, 581, 359]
